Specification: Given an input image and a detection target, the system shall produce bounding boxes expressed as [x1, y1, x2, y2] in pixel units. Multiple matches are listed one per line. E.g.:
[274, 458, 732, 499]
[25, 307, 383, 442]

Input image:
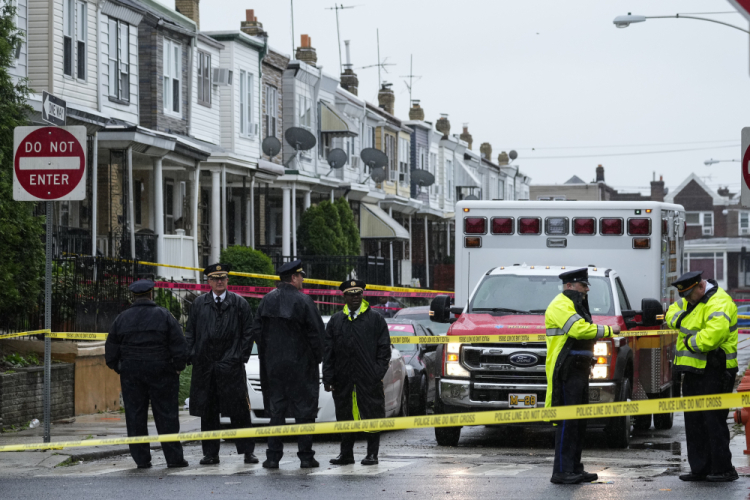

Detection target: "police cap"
[129, 279, 155, 295]
[340, 279, 365, 294]
[559, 267, 590, 286]
[672, 271, 703, 297]
[204, 263, 230, 278]
[277, 259, 306, 277]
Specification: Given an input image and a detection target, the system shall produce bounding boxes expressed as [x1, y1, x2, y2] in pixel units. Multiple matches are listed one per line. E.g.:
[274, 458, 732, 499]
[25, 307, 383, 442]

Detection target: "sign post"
[741, 128, 750, 207]
[13, 125, 86, 443]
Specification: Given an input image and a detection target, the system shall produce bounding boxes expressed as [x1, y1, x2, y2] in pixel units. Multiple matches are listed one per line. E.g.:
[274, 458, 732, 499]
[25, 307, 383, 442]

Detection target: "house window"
[497, 179, 505, 200]
[165, 179, 175, 233]
[298, 94, 311, 130]
[76, 1, 86, 80]
[385, 134, 396, 181]
[264, 86, 277, 138]
[239, 70, 255, 136]
[508, 180, 515, 200]
[446, 159, 454, 200]
[398, 137, 409, 183]
[63, 0, 74, 76]
[163, 39, 182, 116]
[430, 152, 438, 195]
[686, 211, 714, 236]
[741, 212, 749, 235]
[197, 51, 211, 107]
[107, 18, 129, 102]
[686, 252, 724, 281]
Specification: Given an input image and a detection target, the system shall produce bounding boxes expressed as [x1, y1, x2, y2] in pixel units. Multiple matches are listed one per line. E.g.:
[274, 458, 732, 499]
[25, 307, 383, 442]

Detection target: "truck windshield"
[470, 275, 614, 316]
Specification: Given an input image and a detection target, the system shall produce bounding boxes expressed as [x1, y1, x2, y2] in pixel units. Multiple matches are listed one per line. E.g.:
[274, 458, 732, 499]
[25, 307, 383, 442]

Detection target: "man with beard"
[545, 268, 619, 484]
[186, 263, 256, 465]
[251, 260, 325, 469]
[323, 280, 390, 465]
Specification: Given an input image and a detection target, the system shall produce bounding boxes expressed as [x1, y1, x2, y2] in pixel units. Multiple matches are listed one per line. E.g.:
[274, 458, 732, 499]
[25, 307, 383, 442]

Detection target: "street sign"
[12, 126, 87, 201]
[728, 0, 750, 22]
[41, 91, 66, 126]
[742, 127, 750, 207]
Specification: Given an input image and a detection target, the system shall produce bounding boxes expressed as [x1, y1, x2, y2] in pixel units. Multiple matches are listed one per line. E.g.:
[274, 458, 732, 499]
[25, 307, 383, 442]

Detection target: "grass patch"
[179, 366, 192, 406]
[55, 457, 80, 468]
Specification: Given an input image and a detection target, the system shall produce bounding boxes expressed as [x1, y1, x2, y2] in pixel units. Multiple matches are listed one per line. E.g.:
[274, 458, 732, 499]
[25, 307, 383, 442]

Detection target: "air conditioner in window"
[702, 227, 713, 236]
[213, 68, 233, 86]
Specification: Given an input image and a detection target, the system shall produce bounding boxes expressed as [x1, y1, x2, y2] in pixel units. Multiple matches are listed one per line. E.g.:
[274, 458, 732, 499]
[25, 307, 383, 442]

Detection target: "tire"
[435, 426, 462, 446]
[653, 386, 674, 430]
[399, 381, 409, 417]
[606, 379, 632, 449]
[633, 414, 652, 431]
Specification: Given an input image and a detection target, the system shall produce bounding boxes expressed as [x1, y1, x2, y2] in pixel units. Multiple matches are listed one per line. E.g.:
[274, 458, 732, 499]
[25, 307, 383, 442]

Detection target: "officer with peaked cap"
[250, 259, 325, 469]
[324, 280, 391, 465]
[666, 271, 739, 482]
[185, 264, 256, 465]
[544, 268, 620, 484]
[105, 279, 189, 469]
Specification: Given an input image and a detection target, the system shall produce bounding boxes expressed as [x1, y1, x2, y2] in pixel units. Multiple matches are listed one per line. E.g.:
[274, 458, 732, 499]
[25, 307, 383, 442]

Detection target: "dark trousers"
[200, 379, 255, 457]
[120, 361, 184, 466]
[266, 416, 315, 461]
[553, 362, 589, 474]
[341, 432, 380, 457]
[682, 363, 735, 475]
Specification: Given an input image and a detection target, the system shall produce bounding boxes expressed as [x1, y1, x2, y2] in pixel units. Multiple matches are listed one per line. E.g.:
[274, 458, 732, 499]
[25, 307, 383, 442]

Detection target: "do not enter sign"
[13, 126, 87, 201]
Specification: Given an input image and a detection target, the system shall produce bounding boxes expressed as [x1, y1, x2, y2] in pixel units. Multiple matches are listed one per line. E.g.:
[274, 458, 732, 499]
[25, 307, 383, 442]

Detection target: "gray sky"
[168, 0, 750, 196]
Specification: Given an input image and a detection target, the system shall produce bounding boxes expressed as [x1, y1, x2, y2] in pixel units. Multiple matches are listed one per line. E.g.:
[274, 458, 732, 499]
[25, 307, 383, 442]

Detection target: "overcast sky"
[162, 0, 750, 196]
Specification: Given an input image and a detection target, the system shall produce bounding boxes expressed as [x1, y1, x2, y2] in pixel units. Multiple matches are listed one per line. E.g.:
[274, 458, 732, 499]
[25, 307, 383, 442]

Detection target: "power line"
[521, 144, 738, 160]
[516, 139, 737, 151]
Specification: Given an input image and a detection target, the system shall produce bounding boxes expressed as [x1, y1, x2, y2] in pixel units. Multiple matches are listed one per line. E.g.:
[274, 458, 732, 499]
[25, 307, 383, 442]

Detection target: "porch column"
[91, 132, 98, 256]
[408, 215, 412, 261]
[304, 190, 311, 211]
[424, 216, 429, 288]
[210, 169, 221, 264]
[389, 207, 394, 287]
[292, 183, 297, 257]
[248, 176, 255, 248]
[330, 189, 334, 202]
[281, 186, 291, 258]
[153, 157, 164, 275]
[192, 161, 200, 281]
[126, 146, 135, 259]
[221, 165, 227, 250]
[446, 221, 451, 257]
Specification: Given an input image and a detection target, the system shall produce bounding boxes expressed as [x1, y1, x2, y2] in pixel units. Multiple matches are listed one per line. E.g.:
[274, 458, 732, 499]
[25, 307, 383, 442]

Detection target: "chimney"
[596, 164, 605, 183]
[650, 174, 665, 202]
[459, 124, 473, 150]
[339, 40, 359, 96]
[240, 9, 268, 39]
[296, 34, 317, 67]
[497, 151, 509, 166]
[435, 114, 450, 138]
[480, 143, 492, 160]
[409, 100, 424, 121]
[378, 82, 395, 115]
[175, 0, 200, 29]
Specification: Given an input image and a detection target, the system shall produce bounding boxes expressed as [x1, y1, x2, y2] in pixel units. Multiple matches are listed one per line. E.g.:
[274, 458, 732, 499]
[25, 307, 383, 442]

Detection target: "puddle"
[628, 441, 681, 455]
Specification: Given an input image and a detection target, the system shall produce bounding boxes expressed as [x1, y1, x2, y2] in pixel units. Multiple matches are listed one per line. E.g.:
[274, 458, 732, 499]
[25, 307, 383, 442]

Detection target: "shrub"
[220, 246, 275, 308]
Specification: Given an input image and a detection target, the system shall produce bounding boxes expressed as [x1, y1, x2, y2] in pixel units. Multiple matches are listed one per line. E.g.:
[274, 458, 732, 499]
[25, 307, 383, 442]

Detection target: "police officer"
[545, 268, 619, 484]
[250, 260, 325, 469]
[186, 263, 256, 465]
[666, 271, 739, 482]
[105, 280, 189, 469]
[323, 280, 391, 466]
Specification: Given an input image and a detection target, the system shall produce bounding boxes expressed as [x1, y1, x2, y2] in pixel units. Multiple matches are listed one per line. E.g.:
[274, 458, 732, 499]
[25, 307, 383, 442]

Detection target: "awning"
[455, 159, 481, 188]
[360, 203, 410, 240]
[320, 102, 357, 137]
[258, 159, 285, 176]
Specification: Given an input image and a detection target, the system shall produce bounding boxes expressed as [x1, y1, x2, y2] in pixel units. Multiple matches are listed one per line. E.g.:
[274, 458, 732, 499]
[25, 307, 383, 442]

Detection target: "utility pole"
[290, 0, 295, 56]
[377, 29, 381, 88]
[325, 4, 357, 75]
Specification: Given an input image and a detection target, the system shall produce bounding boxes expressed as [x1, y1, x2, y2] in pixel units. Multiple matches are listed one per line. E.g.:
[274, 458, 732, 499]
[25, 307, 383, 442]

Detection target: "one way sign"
[42, 91, 66, 126]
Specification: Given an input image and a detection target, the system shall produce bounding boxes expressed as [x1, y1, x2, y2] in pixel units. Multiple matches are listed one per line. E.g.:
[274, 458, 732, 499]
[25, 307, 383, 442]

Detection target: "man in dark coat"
[186, 263, 256, 465]
[105, 279, 189, 469]
[323, 280, 391, 465]
[250, 259, 325, 469]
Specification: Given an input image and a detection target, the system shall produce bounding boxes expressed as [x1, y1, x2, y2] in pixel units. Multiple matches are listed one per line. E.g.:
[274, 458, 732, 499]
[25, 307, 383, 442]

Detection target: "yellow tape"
[0, 329, 50, 340]
[739, 314, 750, 320]
[0, 391, 745, 453]
[46, 332, 108, 340]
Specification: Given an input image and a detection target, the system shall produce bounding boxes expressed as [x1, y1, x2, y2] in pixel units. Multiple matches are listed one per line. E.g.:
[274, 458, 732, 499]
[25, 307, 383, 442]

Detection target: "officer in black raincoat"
[105, 279, 188, 469]
[323, 280, 391, 465]
[250, 259, 325, 469]
[185, 263, 256, 465]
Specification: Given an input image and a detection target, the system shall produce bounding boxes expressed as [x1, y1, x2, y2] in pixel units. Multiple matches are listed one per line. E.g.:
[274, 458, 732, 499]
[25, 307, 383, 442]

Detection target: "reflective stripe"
[688, 335, 699, 352]
[675, 348, 707, 361]
[726, 352, 738, 360]
[546, 328, 565, 337]
[676, 300, 684, 311]
[708, 311, 731, 322]
[730, 324, 738, 332]
[562, 314, 582, 334]
[669, 310, 684, 329]
[595, 325, 605, 340]
[680, 326, 697, 336]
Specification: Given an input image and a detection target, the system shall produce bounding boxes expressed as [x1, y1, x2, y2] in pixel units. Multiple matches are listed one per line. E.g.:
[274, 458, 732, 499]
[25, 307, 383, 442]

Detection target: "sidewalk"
[0, 410, 200, 468]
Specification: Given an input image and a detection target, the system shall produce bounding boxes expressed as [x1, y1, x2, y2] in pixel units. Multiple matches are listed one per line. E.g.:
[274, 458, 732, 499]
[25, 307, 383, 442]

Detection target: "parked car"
[393, 305, 451, 335]
[385, 319, 440, 415]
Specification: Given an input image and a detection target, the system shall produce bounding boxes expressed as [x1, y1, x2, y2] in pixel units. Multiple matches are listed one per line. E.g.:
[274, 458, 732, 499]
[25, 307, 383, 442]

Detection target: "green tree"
[297, 201, 342, 257]
[335, 197, 360, 256]
[220, 246, 275, 308]
[0, 3, 43, 322]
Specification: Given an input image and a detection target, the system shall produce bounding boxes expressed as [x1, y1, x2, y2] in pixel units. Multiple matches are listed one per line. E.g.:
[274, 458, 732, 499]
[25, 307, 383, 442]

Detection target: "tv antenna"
[399, 55, 422, 105]
[325, 4, 359, 74]
[356, 29, 394, 89]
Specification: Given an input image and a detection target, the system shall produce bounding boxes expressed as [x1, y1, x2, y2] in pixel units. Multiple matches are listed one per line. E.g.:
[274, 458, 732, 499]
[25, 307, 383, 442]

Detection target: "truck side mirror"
[641, 298, 664, 327]
[430, 295, 452, 323]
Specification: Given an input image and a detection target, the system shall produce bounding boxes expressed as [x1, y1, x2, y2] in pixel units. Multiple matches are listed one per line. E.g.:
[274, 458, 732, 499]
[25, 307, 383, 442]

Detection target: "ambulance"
[430, 201, 685, 448]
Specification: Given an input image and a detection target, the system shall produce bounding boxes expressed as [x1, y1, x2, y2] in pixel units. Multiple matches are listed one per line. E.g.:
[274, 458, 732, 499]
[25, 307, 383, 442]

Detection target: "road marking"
[452, 464, 534, 476]
[381, 453, 482, 459]
[311, 461, 413, 475]
[599, 467, 668, 478]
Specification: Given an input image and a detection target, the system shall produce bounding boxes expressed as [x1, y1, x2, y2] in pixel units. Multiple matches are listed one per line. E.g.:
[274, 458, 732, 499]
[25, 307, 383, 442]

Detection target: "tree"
[297, 200, 360, 279]
[0, 3, 43, 323]
[220, 246, 275, 308]
[335, 197, 360, 256]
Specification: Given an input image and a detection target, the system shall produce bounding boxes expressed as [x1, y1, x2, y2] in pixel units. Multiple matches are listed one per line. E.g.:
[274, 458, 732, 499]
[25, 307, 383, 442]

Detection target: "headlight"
[593, 341, 609, 356]
[445, 342, 469, 377]
[447, 343, 461, 354]
[591, 365, 608, 379]
[446, 363, 470, 378]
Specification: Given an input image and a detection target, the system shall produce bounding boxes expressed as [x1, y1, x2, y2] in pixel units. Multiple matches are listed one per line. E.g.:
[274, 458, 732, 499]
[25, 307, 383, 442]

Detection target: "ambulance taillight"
[518, 217, 541, 235]
[627, 218, 651, 235]
[491, 217, 514, 234]
[573, 218, 596, 235]
[464, 217, 486, 234]
[600, 218, 623, 235]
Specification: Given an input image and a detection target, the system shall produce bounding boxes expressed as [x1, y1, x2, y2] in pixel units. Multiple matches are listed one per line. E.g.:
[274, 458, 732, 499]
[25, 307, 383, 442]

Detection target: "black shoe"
[199, 455, 220, 465]
[679, 472, 707, 482]
[244, 453, 259, 464]
[550, 472, 583, 484]
[329, 454, 355, 465]
[137, 462, 152, 469]
[361, 454, 379, 466]
[707, 468, 739, 482]
[167, 459, 189, 468]
[262, 459, 279, 469]
[300, 458, 320, 468]
[579, 471, 598, 482]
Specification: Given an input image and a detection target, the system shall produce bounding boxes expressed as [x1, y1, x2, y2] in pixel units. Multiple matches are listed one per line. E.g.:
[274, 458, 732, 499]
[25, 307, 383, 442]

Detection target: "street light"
[613, 12, 750, 34]
[704, 158, 739, 166]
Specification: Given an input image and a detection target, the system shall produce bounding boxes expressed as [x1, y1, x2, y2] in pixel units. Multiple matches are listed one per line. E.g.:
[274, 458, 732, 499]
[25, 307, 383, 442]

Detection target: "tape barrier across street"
[0, 391, 746, 453]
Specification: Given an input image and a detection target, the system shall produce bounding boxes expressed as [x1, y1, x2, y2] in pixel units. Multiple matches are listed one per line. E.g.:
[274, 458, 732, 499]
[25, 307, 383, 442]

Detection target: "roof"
[665, 172, 734, 206]
[565, 175, 586, 185]
[138, 0, 196, 31]
[203, 30, 266, 50]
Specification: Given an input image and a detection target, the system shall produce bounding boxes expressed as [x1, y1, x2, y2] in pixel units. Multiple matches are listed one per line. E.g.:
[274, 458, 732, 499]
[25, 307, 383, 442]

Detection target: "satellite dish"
[327, 148, 348, 169]
[360, 148, 388, 170]
[410, 169, 435, 187]
[370, 167, 387, 184]
[262, 136, 282, 158]
[285, 127, 316, 151]
[465, 195, 479, 201]
[509, 150, 518, 161]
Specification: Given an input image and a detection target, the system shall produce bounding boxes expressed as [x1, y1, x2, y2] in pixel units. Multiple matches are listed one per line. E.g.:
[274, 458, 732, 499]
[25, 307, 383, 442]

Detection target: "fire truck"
[430, 201, 685, 448]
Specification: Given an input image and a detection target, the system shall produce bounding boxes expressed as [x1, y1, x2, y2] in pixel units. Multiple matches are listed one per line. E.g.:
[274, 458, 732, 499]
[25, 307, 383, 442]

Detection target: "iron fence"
[269, 255, 398, 287]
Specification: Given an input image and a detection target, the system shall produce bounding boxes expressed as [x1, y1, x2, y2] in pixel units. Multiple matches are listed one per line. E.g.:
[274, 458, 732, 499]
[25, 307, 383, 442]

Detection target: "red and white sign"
[13, 126, 87, 201]
[727, 0, 750, 22]
[742, 127, 750, 207]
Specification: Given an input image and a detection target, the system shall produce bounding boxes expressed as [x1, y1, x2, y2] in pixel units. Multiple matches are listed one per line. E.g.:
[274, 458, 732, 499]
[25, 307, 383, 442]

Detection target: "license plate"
[509, 393, 537, 408]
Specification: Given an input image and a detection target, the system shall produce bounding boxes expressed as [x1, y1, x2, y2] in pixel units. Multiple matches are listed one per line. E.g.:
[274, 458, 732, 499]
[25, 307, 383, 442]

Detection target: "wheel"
[399, 381, 409, 417]
[633, 414, 652, 431]
[653, 386, 674, 430]
[606, 379, 632, 448]
[435, 426, 462, 446]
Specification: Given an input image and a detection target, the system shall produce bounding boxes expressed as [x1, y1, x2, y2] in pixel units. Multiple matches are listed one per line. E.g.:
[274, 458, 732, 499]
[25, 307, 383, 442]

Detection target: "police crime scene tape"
[0, 391, 746, 453]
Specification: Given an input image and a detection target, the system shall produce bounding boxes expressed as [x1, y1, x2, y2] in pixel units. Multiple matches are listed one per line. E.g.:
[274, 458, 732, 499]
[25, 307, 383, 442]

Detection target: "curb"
[65, 443, 164, 462]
